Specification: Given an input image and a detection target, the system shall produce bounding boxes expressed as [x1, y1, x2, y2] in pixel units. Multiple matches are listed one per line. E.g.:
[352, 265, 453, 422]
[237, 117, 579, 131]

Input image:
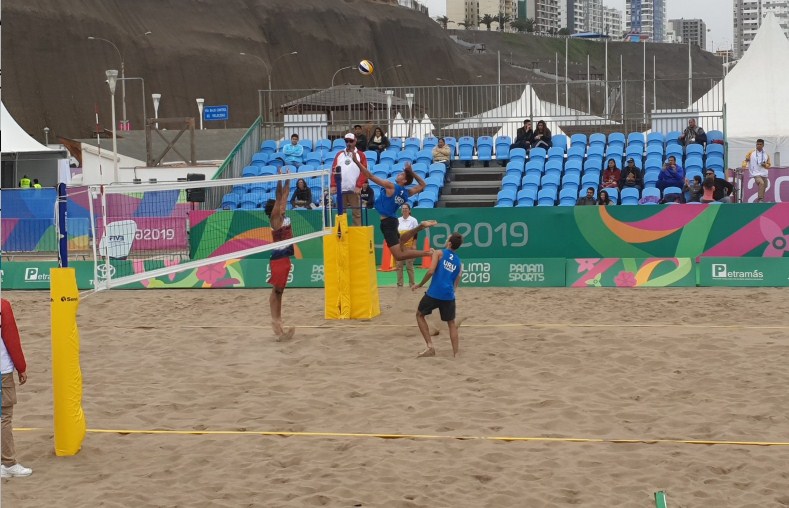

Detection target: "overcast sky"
[422, 0, 733, 52]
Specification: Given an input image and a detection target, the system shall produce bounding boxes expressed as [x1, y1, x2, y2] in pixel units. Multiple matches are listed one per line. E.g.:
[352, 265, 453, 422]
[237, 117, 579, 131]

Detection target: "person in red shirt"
[1, 298, 32, 478]
[602, 158, 621, 189]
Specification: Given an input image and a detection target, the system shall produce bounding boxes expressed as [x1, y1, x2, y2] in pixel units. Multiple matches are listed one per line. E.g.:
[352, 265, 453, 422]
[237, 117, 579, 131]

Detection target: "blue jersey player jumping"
[413, 233, 463, 358]
[359, 161, 436, 262]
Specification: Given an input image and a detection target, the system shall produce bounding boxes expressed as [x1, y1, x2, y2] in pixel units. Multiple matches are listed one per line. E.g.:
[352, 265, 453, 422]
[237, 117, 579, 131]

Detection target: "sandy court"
[2, 287, 788, 507]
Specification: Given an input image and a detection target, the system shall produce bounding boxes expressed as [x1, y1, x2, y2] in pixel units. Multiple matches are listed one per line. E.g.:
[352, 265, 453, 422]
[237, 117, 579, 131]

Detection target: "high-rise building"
[626, 0, 667, 42]
[446, 0, 519, 30]
[669, 18, 707, 48]
[733, 0, 789, 57]
[565, 1, 623, 36]
[523, 0, 560, 35]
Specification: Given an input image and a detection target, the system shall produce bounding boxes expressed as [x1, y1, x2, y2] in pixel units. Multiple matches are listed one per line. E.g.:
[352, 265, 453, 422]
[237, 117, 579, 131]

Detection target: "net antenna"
[85, 168, 332, 290]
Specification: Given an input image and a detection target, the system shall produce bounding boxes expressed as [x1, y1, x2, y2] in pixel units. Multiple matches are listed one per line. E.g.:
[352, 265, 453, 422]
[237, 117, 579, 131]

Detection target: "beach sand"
[2, 287, 788, 507]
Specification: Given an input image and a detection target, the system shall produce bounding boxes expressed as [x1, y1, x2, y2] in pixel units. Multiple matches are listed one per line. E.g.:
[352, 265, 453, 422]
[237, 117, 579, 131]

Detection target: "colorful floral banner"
[567, 258, 697, 287]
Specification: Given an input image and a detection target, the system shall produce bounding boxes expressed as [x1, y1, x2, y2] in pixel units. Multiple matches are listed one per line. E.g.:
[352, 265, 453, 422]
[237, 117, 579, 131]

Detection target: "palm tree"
[435, 16, 449, 30]
[479, 14, 495, 31]
[496, 12, 511, 32]
[510, 19, 530, 33]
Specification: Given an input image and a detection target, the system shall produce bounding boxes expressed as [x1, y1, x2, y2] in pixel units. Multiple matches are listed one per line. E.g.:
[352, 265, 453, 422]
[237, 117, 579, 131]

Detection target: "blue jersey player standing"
[413, 233, 463, 358]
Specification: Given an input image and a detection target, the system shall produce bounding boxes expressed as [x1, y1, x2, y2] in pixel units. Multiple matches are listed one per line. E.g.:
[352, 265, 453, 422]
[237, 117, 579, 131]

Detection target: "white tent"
[442, 84, 617, 141]
[690, 13, 789, 167]
[1, 102, 67, 187]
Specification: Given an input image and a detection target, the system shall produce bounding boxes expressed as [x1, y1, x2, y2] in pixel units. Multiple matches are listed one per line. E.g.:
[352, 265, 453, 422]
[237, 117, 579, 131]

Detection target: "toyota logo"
[96, 263, 116, 280]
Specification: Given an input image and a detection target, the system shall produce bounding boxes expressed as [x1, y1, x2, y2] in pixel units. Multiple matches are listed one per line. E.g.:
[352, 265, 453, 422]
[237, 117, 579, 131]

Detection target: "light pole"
[240, 51, 298, 124]
[331, 65, 355, 87]
[43, 127, 50, 145]
[151, 93, 161, 129]
[105, 70, 120, 183]
[116, 77, 146, 132]
[89, 32, 151, 130]
[196, 98, 205, 130]
[379, 64, 403, 87]
[385, 90, 394, 136]
[405, 92, 415, 138]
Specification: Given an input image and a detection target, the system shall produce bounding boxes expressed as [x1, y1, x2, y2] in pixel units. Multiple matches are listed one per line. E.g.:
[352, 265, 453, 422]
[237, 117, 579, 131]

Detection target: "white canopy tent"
[690, 13, 789, 167]
[1, 102, 68, 187]
[442, 84, 617, 143]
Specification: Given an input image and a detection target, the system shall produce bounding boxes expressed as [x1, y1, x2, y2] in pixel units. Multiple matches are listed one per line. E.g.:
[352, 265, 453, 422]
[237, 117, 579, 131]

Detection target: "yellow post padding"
[324, 215, 380, 320]
[50, 268, 86, 456]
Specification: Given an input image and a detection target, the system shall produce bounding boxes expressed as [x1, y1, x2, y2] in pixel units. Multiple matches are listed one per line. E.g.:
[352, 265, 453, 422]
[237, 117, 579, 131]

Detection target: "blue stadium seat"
[646, 144, 664, 159]
[251, 152, 269, 165]
[458, 136, 475, 162]
[525, 158, 544, 176]
[620, 187, 640, 205]
[559, 188, 577, 206]
[605, 187, 619, 204]
[552, 134, 568, 151]
[495, 136, 512, 162]
[646, 132, 664, 148]
[540, 173, 561, 193]
[331, 138, 346, 150]
[644, 156, 662, 172]
[666, 145, 683, 161]
[662, 186, 683, 198]
[315, 139, 332, 152]
[304, 152, 322, 166]
[581, 172, 600, 189]
[396, 151, 415, 164]
[686, 169, 703, 182]
[428, 163, 447, 180]
[299, 139, 313, 152]
[497, 188, 516, 202]
[706, 156, 724, 172]
[495, 198, 515, 207]
[564, 159, 582, 176]
[242, 165, 260, 177]
[665, 131, 682, 147]
[537, 188, 557, 206]
[707, 130, 724, 143]
[443, 137, 458, 155]
[260, 140, 278, 155]
[404, 137, 421, 152]
[685, 144, 704, 159]
[547, 146, 565, 162]
[584, 159, 603, 173]
[544, 160, 563, 179]
[505, 161, 525, 178]
[561, 173, 580, 193]
[477, 136, 494, 163]
[516, 188, 537, 207]
[521, 173, 541, 193]
[643, 170, 659, 187]
[379, 151, 396, 165]
[627, 132, 645, 148]
[529, 147, 547, 161]
[567, 145, 586, 161]
[501, 174, 521, 191]
[221, 193, 240, 210]
[685, 156, 704, 173]
[571, 133, 588, 149]
[412, 162, 429, 178]
[509, 148, 527, 166]
[587, 144, 605, 159]
[706, 144, 724, 158]
[364, 150, 379, 164]
[608, 132, 626, 150]
[641, 187, 661, 203]
[423, 136, 439, 150]
[389, 137, 404, 150]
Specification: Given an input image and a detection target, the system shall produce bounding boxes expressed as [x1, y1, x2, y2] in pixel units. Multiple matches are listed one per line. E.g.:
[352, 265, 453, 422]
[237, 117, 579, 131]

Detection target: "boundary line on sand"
[14, 428, 789, 447]
[109, 323, 789, 330]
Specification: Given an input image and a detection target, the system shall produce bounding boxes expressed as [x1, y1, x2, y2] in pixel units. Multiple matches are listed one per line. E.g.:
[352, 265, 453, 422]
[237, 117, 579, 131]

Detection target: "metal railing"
[256, 78, 724, 141]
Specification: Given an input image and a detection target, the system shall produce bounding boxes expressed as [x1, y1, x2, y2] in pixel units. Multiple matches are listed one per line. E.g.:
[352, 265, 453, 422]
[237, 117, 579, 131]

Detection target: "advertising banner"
[697, 257, 789, 287]
[95, 217, 188, 252]
[566, 258, 697, 287]
[741, 167, 789, 203]
[459, 258, 565, 287]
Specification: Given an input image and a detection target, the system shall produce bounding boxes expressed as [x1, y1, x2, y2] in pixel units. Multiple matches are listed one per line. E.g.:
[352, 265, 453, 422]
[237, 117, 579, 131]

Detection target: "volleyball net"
[80, 169, 332, 290]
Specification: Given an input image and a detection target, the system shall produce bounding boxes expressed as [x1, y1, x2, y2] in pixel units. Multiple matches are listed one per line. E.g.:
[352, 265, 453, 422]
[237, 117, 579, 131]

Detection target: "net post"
[57, 183, 69, 268]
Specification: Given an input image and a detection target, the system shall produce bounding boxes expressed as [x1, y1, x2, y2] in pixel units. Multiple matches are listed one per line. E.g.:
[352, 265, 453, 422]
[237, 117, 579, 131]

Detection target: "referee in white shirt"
[330, 133, 368, 226]
[396, 203, 419, 288]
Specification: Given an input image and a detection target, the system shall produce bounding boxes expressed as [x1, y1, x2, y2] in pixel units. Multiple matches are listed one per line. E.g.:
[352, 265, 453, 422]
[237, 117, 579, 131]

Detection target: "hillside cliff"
[2, 0, 723, 140]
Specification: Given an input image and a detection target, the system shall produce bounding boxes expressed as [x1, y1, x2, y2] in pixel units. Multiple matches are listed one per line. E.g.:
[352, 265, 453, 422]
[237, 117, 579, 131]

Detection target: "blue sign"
[203, 105, 229, 121]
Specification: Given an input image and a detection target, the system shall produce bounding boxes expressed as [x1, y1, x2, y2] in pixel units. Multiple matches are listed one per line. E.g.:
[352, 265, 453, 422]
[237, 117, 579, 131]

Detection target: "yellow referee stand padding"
[50, 267, 86, 456]
[324, 214, 380, 320]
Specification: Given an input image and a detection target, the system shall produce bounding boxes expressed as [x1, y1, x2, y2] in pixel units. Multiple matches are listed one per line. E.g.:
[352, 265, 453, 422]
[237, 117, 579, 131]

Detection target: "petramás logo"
[509, 263, 545, 282]
[24, 267, 51, 282]
[711, 263, 763, 281]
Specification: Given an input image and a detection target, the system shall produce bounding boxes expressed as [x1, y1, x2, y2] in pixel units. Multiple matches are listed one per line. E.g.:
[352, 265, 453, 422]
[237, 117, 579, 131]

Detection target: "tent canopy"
[1, 102, 59, 156]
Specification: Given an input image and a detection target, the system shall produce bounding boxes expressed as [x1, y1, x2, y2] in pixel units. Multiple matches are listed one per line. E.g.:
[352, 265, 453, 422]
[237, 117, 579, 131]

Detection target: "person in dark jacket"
[290, 178, 315, 209]
[530, 120, 552, 149]
[359, 182, 375, 209]
[509, 119, 532, 151]
[619, 158, 644, 190]
[703, 169, 734, 202]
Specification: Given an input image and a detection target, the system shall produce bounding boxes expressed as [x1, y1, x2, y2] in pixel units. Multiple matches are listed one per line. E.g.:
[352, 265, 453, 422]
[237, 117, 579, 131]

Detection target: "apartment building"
[669, 18, 707, 48]
[564, 1, 623, 36]
[523, 0, 560, 34]
[626, 0, 667, 42]
[733, 0, 789, 57]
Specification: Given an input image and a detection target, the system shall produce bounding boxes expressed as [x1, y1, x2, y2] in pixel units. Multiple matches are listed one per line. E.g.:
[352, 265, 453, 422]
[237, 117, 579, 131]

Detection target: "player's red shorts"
[268, 257, 291, 288]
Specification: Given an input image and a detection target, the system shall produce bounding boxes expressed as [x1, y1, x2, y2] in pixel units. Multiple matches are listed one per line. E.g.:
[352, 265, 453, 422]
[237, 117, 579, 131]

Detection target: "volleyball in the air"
[358, 60, 375, 76]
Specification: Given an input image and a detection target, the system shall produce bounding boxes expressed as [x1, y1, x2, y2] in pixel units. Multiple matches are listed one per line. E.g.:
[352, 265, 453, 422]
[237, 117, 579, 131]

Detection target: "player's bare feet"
[276, 326, 295, 342]
[456, 317, 466, 328]
[428, 326, 440, 336]
[271, 319, 285, 336]
[417, 347, 436, 358]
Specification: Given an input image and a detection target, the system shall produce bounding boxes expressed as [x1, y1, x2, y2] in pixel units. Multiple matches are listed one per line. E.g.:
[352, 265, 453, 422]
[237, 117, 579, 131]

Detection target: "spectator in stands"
[1, 299, 32, 479]
[704, 169, 734, 203]
[330, 133, 368, 226]
[19, 175, 31, 188]
[281, 133, 304, 167]
[619, 158, 643, 190]
[602, 159, 621, 189]
[576, 187, 597, 206]
[597, 189, 612, 206]
[396, 203, 419, 288]
[360, 181, 375, 209]
[699, 177, 717, 203]
[657, 156, 685, 193]
[432, 137, 452, 173]
[679, 118, 707, 146]
[354, 125, 368, 151]
[530, 120, 552, 149]
[742, 138, 771, 203]
[510, 119, 533, 151]
[367, 127, 390, 161]
[290, 178, 316, 209]
[32, 179, 42, 189]
[685, 175, 703, 202]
